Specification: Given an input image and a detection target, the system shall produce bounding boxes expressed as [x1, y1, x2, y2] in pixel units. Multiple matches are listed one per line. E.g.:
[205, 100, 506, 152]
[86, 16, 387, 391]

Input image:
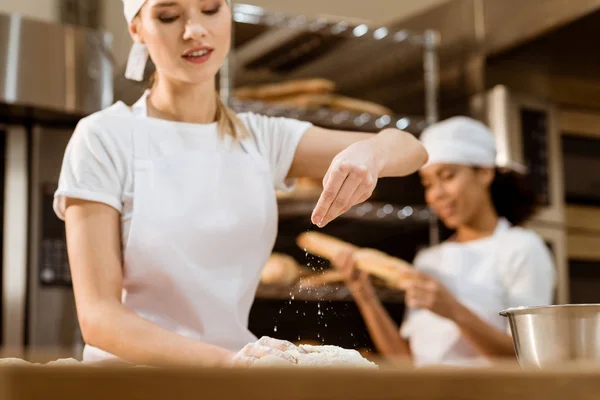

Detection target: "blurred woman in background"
[333, 116, 556, 367]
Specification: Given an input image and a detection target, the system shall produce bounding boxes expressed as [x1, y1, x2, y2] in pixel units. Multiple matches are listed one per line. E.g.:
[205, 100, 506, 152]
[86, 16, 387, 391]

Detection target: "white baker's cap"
[123, 0, 147, 24]
[419, 116, 526, 173]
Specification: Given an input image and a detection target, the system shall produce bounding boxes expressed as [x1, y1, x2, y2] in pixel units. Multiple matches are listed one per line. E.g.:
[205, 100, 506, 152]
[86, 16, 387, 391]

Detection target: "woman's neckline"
[130, 90, 219, 128]
[446, 217, 511, 246]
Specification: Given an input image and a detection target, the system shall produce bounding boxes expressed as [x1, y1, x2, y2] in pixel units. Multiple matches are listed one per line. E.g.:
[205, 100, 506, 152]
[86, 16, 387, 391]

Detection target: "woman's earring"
[125, 42, 149, 82]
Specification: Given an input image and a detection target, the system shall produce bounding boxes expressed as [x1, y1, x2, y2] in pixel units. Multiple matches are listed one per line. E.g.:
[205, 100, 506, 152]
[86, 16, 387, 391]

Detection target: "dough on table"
[0, 358, 32, 366]
[253, 344, 378, 369]
[0, 357, 83, 367]
[44, 358, 81, 366]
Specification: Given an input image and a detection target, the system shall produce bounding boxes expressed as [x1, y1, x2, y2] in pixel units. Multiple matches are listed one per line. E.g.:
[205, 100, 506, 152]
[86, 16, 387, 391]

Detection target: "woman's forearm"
[81, 301, 234, 367]
[350, 284, 412, 358]
[452, 302, 516, 358]
[368, 129, 428, 178]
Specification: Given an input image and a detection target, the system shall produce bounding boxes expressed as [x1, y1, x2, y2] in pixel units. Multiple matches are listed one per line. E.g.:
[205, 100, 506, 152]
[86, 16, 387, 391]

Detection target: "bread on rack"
[296, 231, 414, 287]
[234, 78, 336, 100]
[266, 93, 333, 109]
[328, 95, 393, 116]
[353, 248, 414, 287]
[298, 269, 346, 288]
[296, 231, 358, 261]
[262, 93, 393, 117]
[234, 78, 393, 116]
[260, 253, 302, 286]
[276, 177, 322, 200]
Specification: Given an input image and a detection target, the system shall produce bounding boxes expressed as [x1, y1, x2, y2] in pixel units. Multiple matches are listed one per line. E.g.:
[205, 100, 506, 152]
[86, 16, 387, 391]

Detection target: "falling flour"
[253, 344, 378, 369]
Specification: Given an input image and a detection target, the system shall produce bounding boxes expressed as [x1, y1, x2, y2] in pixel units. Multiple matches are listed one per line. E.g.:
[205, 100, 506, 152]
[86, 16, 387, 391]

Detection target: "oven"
[558, 109, 600, 304]
[471, 85, 569, 303]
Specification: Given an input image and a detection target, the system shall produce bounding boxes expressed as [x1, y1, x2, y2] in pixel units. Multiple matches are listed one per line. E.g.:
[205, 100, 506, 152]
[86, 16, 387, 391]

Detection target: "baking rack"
[220, 3, 442, 303]
[221, 3, 440, 130]
[278, 200, 432, 224]
[231, 98, 428, 134]
[221, 2, 441, 223]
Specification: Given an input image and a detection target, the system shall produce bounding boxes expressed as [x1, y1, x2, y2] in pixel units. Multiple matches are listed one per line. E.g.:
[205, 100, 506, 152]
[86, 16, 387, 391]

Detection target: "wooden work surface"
[2, 361, 600, 400]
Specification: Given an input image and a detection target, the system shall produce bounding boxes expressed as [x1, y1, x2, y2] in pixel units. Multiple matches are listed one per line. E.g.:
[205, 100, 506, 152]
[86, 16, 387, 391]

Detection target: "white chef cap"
[419, 116, 526, 173]
[123, 0, 147, 24]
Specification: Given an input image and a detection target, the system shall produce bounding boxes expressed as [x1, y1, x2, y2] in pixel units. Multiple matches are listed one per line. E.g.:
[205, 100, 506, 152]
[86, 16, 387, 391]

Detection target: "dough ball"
[45, 358, 80, 367]
[251, 343, 378, 369]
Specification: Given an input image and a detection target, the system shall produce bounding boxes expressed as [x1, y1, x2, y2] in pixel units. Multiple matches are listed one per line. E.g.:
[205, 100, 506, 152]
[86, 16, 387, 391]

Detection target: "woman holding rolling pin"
[53, 0, 427, 367]
[329, 116, 556, 366]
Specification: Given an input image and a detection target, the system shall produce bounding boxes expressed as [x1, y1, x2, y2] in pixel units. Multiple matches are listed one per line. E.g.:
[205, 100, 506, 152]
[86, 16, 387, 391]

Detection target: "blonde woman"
[54, 0, 427, 367]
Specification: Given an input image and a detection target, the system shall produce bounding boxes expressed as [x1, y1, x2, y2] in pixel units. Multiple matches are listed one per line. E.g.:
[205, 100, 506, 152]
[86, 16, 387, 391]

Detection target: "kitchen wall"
[0, 0, 59, 22]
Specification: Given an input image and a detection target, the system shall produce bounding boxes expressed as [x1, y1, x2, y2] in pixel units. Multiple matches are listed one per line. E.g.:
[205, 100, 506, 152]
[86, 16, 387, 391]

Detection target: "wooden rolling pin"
[296, 231, 415, 286]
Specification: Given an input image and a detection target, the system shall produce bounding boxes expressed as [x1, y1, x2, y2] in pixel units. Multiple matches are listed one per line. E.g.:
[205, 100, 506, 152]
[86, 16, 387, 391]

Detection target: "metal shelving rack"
[223, 2, 441, 235]
[220, 3, 442, 293]
[222, 3, 440, 131]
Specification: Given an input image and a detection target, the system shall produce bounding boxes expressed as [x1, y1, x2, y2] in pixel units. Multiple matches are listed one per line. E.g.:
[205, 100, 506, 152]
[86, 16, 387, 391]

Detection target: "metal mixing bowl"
[500, 304, 600, 368]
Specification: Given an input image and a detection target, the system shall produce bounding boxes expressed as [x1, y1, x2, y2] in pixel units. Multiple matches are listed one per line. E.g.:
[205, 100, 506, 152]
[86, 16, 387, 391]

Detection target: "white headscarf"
[419, 116, 526, 173]
[122, 0, 149, 81]
[123, 0, 147, 24]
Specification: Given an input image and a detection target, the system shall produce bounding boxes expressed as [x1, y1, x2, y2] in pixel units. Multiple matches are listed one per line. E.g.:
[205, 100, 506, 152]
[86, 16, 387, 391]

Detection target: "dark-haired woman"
[332, 116, 556, 367]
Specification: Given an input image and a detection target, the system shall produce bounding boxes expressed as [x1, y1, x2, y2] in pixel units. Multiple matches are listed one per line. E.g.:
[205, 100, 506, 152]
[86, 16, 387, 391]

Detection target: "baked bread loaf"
[276, 177, 322, 200]
[234, 78, 336, 100]
[297, 232, 414, 286]
[260, 253, 302, 286]
[353, 248, 414, 286]
[298, 270, 346, 287]
[296, 231, 357, 261]
[328, 95, 393, 116]
[234, 78, 392, 116]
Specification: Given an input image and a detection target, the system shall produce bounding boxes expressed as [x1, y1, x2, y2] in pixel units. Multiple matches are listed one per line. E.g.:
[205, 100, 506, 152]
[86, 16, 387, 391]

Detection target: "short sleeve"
[239, 113, 312, 191]
[501, 231, 557, 310]
[53, 114, 129, 220]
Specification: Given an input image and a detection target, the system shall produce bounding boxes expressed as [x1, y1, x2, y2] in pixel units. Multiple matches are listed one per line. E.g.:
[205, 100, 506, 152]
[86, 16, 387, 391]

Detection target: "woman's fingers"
[243, 343, 297, 364]
[403, 279, 434, 309]
[257, 337, 305, 354]
[313, 162, 376, 227]
[311, 162, 350, 226]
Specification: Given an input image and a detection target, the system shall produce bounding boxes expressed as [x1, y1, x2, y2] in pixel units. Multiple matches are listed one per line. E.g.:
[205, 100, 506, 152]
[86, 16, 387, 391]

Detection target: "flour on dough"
[254, 344, 378, 369]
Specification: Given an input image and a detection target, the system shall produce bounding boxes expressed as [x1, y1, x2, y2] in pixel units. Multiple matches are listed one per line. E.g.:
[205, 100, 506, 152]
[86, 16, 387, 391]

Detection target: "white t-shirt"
[400, 218, 556, 366]
[53, 100, 312, 250]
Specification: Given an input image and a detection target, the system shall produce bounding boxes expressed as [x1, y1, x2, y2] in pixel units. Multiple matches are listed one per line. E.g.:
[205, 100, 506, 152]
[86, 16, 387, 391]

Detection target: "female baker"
[53, 0, 427, 367]
[332, 116, 556, 366]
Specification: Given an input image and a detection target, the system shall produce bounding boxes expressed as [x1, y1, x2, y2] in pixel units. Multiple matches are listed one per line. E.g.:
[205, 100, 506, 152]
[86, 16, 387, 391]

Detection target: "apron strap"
[131, 91, 151, 160]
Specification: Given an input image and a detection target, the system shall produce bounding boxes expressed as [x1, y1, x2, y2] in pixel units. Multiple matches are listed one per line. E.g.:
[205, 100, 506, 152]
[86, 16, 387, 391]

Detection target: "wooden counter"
[3, 361, 600, 400]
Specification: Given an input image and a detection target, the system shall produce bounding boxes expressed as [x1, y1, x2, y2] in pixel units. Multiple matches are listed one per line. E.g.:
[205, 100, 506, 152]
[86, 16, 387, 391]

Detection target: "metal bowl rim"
[499, 304, 600, 317]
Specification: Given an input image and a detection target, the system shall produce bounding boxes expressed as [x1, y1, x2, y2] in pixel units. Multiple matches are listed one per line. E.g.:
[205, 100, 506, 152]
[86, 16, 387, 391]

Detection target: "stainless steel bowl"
[500, 304, 600, 368]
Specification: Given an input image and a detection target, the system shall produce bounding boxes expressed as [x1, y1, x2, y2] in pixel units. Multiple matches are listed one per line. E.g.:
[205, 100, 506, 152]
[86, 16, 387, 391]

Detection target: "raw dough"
[0, 358, 32, 366]
[253, 344, 378, 369]
[45, 358, 81, 366]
